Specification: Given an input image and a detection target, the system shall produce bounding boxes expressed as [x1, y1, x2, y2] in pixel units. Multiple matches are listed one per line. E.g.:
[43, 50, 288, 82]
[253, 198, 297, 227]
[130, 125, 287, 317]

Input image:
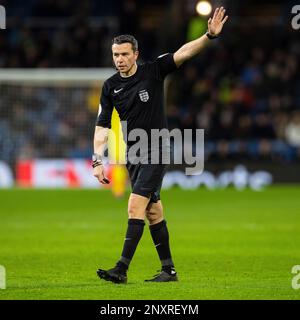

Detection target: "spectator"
[285, 112, 300, 147]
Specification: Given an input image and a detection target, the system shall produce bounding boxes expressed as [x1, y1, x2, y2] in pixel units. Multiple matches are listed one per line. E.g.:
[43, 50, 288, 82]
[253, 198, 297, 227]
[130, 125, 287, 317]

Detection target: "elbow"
[173, 51, 181, 67]
[174, 51, 189, 67]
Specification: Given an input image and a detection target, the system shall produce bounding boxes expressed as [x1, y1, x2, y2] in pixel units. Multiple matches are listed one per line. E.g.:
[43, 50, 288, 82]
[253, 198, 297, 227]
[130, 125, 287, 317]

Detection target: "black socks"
[149, 220, 175, 273]
[116, 219, 175, 275]
[117, 219, 145, 272]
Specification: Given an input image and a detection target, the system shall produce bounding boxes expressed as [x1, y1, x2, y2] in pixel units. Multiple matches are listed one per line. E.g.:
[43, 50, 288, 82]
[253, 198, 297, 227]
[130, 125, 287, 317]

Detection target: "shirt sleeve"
[148, 53, 178, 81]
[96, 81, 113, 128]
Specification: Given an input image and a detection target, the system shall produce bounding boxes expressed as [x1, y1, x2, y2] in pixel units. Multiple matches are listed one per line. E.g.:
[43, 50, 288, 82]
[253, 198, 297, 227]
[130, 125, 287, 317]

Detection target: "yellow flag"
[108, 108, 126, 163]
[108, 108, 127, 198]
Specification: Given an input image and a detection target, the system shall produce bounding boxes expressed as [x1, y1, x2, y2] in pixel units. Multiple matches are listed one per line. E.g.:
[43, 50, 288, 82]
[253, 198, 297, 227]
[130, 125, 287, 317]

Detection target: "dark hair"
[112, 34, 138, 52]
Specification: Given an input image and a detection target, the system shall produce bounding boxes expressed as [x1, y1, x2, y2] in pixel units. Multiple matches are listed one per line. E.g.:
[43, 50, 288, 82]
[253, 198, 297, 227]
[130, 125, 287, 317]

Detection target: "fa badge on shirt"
[139, 90, 149, 102]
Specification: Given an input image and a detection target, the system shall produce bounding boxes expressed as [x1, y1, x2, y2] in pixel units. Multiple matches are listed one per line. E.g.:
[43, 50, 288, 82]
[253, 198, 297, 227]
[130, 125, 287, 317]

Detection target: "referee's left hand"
[208, 7, 229, 36]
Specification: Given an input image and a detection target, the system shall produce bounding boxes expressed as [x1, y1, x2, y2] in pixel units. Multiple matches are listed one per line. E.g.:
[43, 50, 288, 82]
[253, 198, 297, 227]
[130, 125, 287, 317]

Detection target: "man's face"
[112, 42, 139, 73]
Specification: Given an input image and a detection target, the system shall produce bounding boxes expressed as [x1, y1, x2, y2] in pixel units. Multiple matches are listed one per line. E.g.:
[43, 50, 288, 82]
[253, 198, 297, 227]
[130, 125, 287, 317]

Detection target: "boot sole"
[145, 275, 178, 282]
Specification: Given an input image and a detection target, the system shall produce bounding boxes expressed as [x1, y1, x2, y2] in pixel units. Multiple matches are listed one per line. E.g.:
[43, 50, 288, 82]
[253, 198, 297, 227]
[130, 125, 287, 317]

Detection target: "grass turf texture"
[0, 186, 299, 300]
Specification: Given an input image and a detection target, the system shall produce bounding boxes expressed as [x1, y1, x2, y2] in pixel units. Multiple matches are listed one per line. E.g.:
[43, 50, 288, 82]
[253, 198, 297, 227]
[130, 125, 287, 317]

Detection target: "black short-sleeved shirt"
[96, 53, 178, 148]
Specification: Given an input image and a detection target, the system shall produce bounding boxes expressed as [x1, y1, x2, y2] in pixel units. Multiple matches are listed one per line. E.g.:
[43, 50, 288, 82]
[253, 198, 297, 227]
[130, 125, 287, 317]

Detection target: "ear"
[135, 50, 139, 60]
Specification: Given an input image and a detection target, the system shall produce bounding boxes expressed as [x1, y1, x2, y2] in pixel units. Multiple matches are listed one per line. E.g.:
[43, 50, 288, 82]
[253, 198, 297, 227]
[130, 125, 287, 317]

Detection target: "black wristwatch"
[206, 31, 218, 40]
[92, 153, 102, 168]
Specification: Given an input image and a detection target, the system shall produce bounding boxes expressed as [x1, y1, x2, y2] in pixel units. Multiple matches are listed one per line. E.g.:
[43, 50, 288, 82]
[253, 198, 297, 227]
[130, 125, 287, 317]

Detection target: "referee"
[93, 7, 228, 283]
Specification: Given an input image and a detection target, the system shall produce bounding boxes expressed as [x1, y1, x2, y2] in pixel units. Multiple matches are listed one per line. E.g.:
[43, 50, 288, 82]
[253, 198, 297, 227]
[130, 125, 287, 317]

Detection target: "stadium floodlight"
[196, 1, 212, 16]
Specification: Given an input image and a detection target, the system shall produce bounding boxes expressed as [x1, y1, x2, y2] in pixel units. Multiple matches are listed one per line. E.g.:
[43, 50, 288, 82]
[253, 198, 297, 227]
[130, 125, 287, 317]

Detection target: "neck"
[120, 63, 138, 78]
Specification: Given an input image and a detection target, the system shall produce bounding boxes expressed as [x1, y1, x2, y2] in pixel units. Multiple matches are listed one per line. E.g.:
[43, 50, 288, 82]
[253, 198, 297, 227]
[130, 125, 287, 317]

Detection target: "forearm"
[93, 126, 110, 184]
[173, 34, 210, 67]
[93, 126, 109, 156]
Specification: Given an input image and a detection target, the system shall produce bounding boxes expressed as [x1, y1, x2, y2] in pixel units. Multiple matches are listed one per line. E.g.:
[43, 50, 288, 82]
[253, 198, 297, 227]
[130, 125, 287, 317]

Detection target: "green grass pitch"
[0, 186, 299, 300]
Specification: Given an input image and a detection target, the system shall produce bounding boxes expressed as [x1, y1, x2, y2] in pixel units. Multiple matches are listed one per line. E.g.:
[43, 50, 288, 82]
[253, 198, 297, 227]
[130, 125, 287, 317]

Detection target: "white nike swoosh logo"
[114, 88, 123, 93]
[155, 243, 161, 247]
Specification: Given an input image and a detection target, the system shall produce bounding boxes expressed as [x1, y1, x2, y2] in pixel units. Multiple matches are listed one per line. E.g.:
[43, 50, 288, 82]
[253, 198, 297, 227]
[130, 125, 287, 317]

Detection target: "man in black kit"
[93, 7, 228, 283]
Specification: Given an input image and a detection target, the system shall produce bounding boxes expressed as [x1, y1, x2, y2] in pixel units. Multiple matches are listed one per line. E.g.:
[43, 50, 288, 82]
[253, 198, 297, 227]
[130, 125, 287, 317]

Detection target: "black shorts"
[126, 163, 168, 203]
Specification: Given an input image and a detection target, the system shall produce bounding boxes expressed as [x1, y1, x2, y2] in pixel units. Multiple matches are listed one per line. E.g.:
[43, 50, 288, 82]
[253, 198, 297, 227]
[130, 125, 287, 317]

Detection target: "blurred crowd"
[167, 25, 300, 162]
[0, 0, 300, 164]
[0, 0, 117, 68]
[0, 0, 166, 67]
[0, 85, 98, 163]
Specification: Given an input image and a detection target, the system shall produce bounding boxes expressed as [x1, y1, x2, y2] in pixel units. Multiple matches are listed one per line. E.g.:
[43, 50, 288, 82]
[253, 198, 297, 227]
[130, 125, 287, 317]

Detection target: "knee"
[128, 201, 145, 219]
[146, 208, 163, 225]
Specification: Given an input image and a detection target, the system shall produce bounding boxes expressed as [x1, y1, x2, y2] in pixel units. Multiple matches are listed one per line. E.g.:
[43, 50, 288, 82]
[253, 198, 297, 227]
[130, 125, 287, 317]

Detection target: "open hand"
[208, 7, 228, 36]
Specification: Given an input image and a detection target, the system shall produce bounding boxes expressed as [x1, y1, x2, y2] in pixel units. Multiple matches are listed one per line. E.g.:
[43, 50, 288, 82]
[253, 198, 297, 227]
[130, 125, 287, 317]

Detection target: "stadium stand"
[0, 0, 299, 168]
